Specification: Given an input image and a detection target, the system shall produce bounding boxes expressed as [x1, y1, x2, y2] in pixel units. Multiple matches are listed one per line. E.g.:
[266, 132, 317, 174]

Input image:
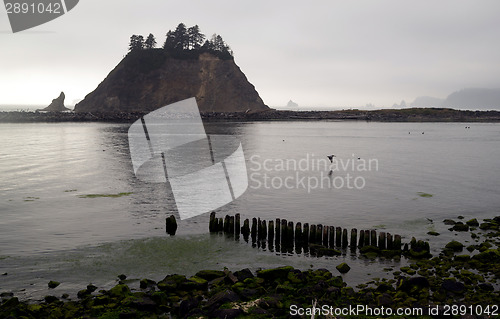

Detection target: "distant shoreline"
[1, 108, 500, 123]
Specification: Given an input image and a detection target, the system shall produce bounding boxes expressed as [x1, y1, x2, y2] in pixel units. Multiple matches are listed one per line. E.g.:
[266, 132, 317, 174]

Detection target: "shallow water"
[0, 121, 499, 300]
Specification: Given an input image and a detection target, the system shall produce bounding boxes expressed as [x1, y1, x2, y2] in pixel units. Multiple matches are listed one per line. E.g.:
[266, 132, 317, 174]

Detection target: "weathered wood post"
[329, 226, 335, 248]
[310, 225, 317, 244]
[342, 228, 348, 248]
[242, 219, 250, 242]
[378, 232, 386, 250]
[224, 215, 230, 233]
[394, 234, 402, 250]
[281, 219, 287, 247]
[165, 215, 177, 236]
[268, 220, 274, 251]
[386, 233, 393, 250]
[257, 217, 264, 241]
[261, 220, 267, 242]
[228, 216, 234, 236]
[287, 221, 294, 253]
[350, 228, 357, 251]
[275, 218, 281, 250]
[316, 224, 323, 245]
[364, 230, 370, 246]
[358, 229, 365, 248]
[251, 218, 257, 244]
[302, 223, 309, 249]
[323, 226, 329, 247]
[209, 212, 216, 233]
[336, 227, 342, 247]
[235, 213, 240, 239]
[295, 222, 302, 247]
[370, 230, 377, 247]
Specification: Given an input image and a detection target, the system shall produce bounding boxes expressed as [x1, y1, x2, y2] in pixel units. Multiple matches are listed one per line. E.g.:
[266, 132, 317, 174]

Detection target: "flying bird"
[327, 155, 336, 163]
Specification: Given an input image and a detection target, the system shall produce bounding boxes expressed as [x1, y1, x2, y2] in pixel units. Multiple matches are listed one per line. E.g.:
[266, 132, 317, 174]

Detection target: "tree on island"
[161, 23, 233, 59]
[128, 23, 233, 59]
[144, 33, 157, 49]
[129, 35, 144, 51]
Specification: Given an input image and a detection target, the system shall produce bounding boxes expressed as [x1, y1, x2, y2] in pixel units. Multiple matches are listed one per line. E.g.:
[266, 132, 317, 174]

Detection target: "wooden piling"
[302, 223, 309, 254]
[257, 218, 262, 241]
[275, 218, 281, 245]
[295, 222, 302, 246]
[323, 226, 329, 247]
[342, 228, 348, 248]
[386, 233, 393, 250]
[394, 234, 402, 250]
[268, 220, 274, 242]
[242, 219, 250, 242]
[316, 224, 323, 245]
[228, 216, 234, 236]
[350, 228, 357, 250]
[336, 227, 342, 247]
[364, 230, 370, 246]
[370, 230, 377, 247]
[281, 219, 287, 246]
[261, 220, 267, 241]
[224, 215, 230, 233]
[251, 218, 257, 243]
[235, 214, 240, 238]
[310, 225, 317, 244]
[165, 215, 177, 236]
[378, 232, 386, 250]
[287, 221, 294, 252]
[329, 226, 335, 248]
[209, 212, 216, 232]
[358, 229, 365, 248]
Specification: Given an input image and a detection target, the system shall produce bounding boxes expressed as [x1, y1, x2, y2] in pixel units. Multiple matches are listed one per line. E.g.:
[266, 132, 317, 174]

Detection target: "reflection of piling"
[165, 215, 177, 236]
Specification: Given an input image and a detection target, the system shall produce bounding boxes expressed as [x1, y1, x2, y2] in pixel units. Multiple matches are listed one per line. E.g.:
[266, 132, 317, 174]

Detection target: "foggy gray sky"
[1, 0, 500, 109]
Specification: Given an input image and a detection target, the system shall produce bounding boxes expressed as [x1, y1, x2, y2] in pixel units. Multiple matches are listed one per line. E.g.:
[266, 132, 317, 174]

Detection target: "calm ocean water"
[1, 121, 499, 300]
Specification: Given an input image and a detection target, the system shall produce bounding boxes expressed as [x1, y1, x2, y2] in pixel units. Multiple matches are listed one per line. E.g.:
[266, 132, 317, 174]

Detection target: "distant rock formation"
[38, 92, 71, 112]
[286, 100, 298, 108]
[410, 89, 500, 110]
[410, 96, 444, 108]
[74, 50, 269, 113]
[392, 100, 407, 108]
[441, 88, 500, 110]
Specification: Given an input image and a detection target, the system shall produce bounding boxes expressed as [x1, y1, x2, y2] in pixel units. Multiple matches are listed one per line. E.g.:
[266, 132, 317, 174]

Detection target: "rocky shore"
[1, 216, 499, 318]
[2, 108, 500, 123]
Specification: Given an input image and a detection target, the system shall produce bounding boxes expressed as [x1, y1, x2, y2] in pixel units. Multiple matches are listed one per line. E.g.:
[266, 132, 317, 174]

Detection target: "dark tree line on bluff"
[128, 23, 233, 60]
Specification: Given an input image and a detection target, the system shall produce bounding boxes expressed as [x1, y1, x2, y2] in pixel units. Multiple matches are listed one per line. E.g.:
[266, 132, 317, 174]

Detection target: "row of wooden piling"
[209, 212, 403, 253]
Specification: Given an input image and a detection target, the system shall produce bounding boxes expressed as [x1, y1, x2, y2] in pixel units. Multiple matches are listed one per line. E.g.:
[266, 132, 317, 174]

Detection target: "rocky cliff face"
[74, 50, 269, 113]
[38, 92, 71, 112]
